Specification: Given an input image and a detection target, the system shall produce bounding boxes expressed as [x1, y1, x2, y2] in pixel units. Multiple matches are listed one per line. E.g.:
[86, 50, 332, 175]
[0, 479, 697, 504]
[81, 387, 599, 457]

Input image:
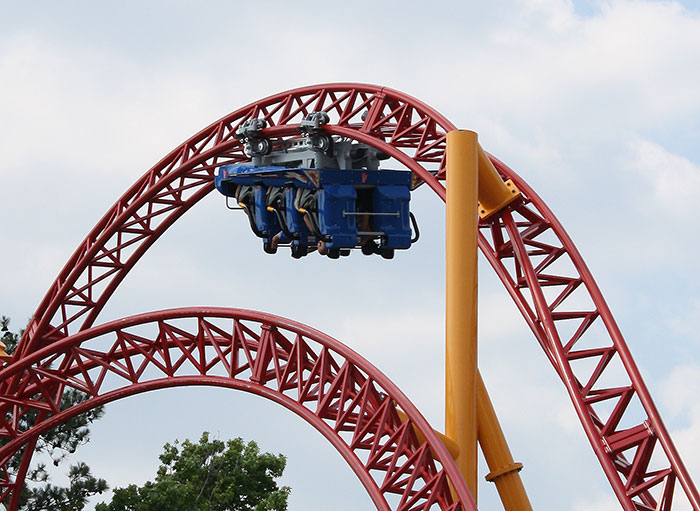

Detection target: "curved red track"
[2, 83, 697, 510]
[0, 307, 475, 511]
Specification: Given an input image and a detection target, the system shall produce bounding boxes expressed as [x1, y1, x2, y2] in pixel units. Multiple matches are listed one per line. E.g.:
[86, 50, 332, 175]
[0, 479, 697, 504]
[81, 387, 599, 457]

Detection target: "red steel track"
[2, 83, 697, 510]
[0, 307, 475, 511]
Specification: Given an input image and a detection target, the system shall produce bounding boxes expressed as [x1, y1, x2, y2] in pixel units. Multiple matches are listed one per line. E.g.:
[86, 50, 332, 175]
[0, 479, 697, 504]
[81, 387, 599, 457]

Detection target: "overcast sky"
[2, 1, 700, 510]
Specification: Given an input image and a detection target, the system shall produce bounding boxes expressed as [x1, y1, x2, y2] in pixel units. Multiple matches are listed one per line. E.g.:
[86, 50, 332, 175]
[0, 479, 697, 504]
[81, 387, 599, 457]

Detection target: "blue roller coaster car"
[214, 164, 419, 259]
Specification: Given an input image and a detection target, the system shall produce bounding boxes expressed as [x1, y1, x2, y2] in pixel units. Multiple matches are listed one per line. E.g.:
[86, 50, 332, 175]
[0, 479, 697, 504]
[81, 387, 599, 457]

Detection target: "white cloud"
[661, 364, 700, 420]
[658, 365, 700, 499]
[524, 0, 579, 32]
[573, 492, 622, 511]
[630, 138, 700, 216]
[667, 300, 700, 342]
[0, 32, 221, 180]
[439, 0, 700, 153]
[586, 138, 700, 278]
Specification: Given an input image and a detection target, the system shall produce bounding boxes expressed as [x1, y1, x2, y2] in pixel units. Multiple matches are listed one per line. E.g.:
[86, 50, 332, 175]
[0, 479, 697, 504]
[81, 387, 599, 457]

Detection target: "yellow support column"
[0, 340, 11, 362]
[477, 372, 532, 511]
[445, 130, 479, 501]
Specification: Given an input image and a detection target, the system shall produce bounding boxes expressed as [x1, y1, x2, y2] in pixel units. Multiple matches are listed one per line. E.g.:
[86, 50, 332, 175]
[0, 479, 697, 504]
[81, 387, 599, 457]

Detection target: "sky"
[1, 0, 700, 510]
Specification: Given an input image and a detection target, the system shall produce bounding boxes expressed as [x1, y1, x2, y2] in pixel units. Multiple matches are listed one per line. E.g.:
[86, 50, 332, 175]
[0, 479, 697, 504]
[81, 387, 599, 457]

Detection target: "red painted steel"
[2, 83, 697, 510]
[0, 307, 476, 511]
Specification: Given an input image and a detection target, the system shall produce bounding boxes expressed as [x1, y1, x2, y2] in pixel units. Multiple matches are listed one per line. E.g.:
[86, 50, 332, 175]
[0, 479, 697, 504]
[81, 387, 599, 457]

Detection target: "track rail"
[0, 307, 475, 511]
[3, 83, 697, 510]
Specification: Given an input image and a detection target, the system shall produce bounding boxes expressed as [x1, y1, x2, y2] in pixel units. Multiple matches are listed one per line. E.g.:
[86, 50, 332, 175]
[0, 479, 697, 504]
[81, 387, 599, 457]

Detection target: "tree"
[95, 432, 290, 511]
[1, 316, 108, 510]
[19, 462, 108, 511]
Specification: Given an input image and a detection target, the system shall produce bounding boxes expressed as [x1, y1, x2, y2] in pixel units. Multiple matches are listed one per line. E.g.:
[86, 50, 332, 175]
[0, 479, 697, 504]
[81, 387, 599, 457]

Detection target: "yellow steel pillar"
[0, 340, 10, 362]
[477, 373, 533, 511]
[445, 130, 479, 500]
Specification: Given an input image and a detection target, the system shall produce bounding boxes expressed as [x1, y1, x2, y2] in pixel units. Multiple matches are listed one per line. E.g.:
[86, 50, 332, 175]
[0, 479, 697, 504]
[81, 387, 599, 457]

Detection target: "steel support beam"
[446, 130, 479, 500]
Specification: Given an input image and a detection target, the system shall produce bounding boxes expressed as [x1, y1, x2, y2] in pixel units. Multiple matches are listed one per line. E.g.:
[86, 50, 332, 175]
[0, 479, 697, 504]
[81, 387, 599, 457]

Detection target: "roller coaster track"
[0, 307, 475, 511]
[1, 83, 696, 510]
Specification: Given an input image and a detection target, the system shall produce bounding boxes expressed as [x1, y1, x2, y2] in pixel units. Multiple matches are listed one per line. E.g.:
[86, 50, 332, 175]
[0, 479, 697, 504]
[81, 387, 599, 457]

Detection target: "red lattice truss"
[2, 83, 697, 511]
[0, 308, 475, 511]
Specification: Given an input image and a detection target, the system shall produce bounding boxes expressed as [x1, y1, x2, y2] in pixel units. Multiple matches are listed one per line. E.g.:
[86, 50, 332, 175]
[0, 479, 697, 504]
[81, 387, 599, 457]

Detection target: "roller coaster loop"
[1, 83, 697, 511]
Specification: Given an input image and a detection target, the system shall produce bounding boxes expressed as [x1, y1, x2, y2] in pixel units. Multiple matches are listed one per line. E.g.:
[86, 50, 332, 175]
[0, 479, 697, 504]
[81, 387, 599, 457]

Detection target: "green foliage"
[1, 316, 108, 510]
[20, 462, 108, 511]
[2, 317, 290, 511]
[1, 317, 105, 467]
[96, 432, 290, 511]
[0, 316, 20, 354]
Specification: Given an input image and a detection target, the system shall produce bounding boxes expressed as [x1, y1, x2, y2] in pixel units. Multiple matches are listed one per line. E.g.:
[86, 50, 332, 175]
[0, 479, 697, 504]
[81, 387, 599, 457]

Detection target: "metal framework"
[2, 83, 697, 510]
[0, 307, 475, 511]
